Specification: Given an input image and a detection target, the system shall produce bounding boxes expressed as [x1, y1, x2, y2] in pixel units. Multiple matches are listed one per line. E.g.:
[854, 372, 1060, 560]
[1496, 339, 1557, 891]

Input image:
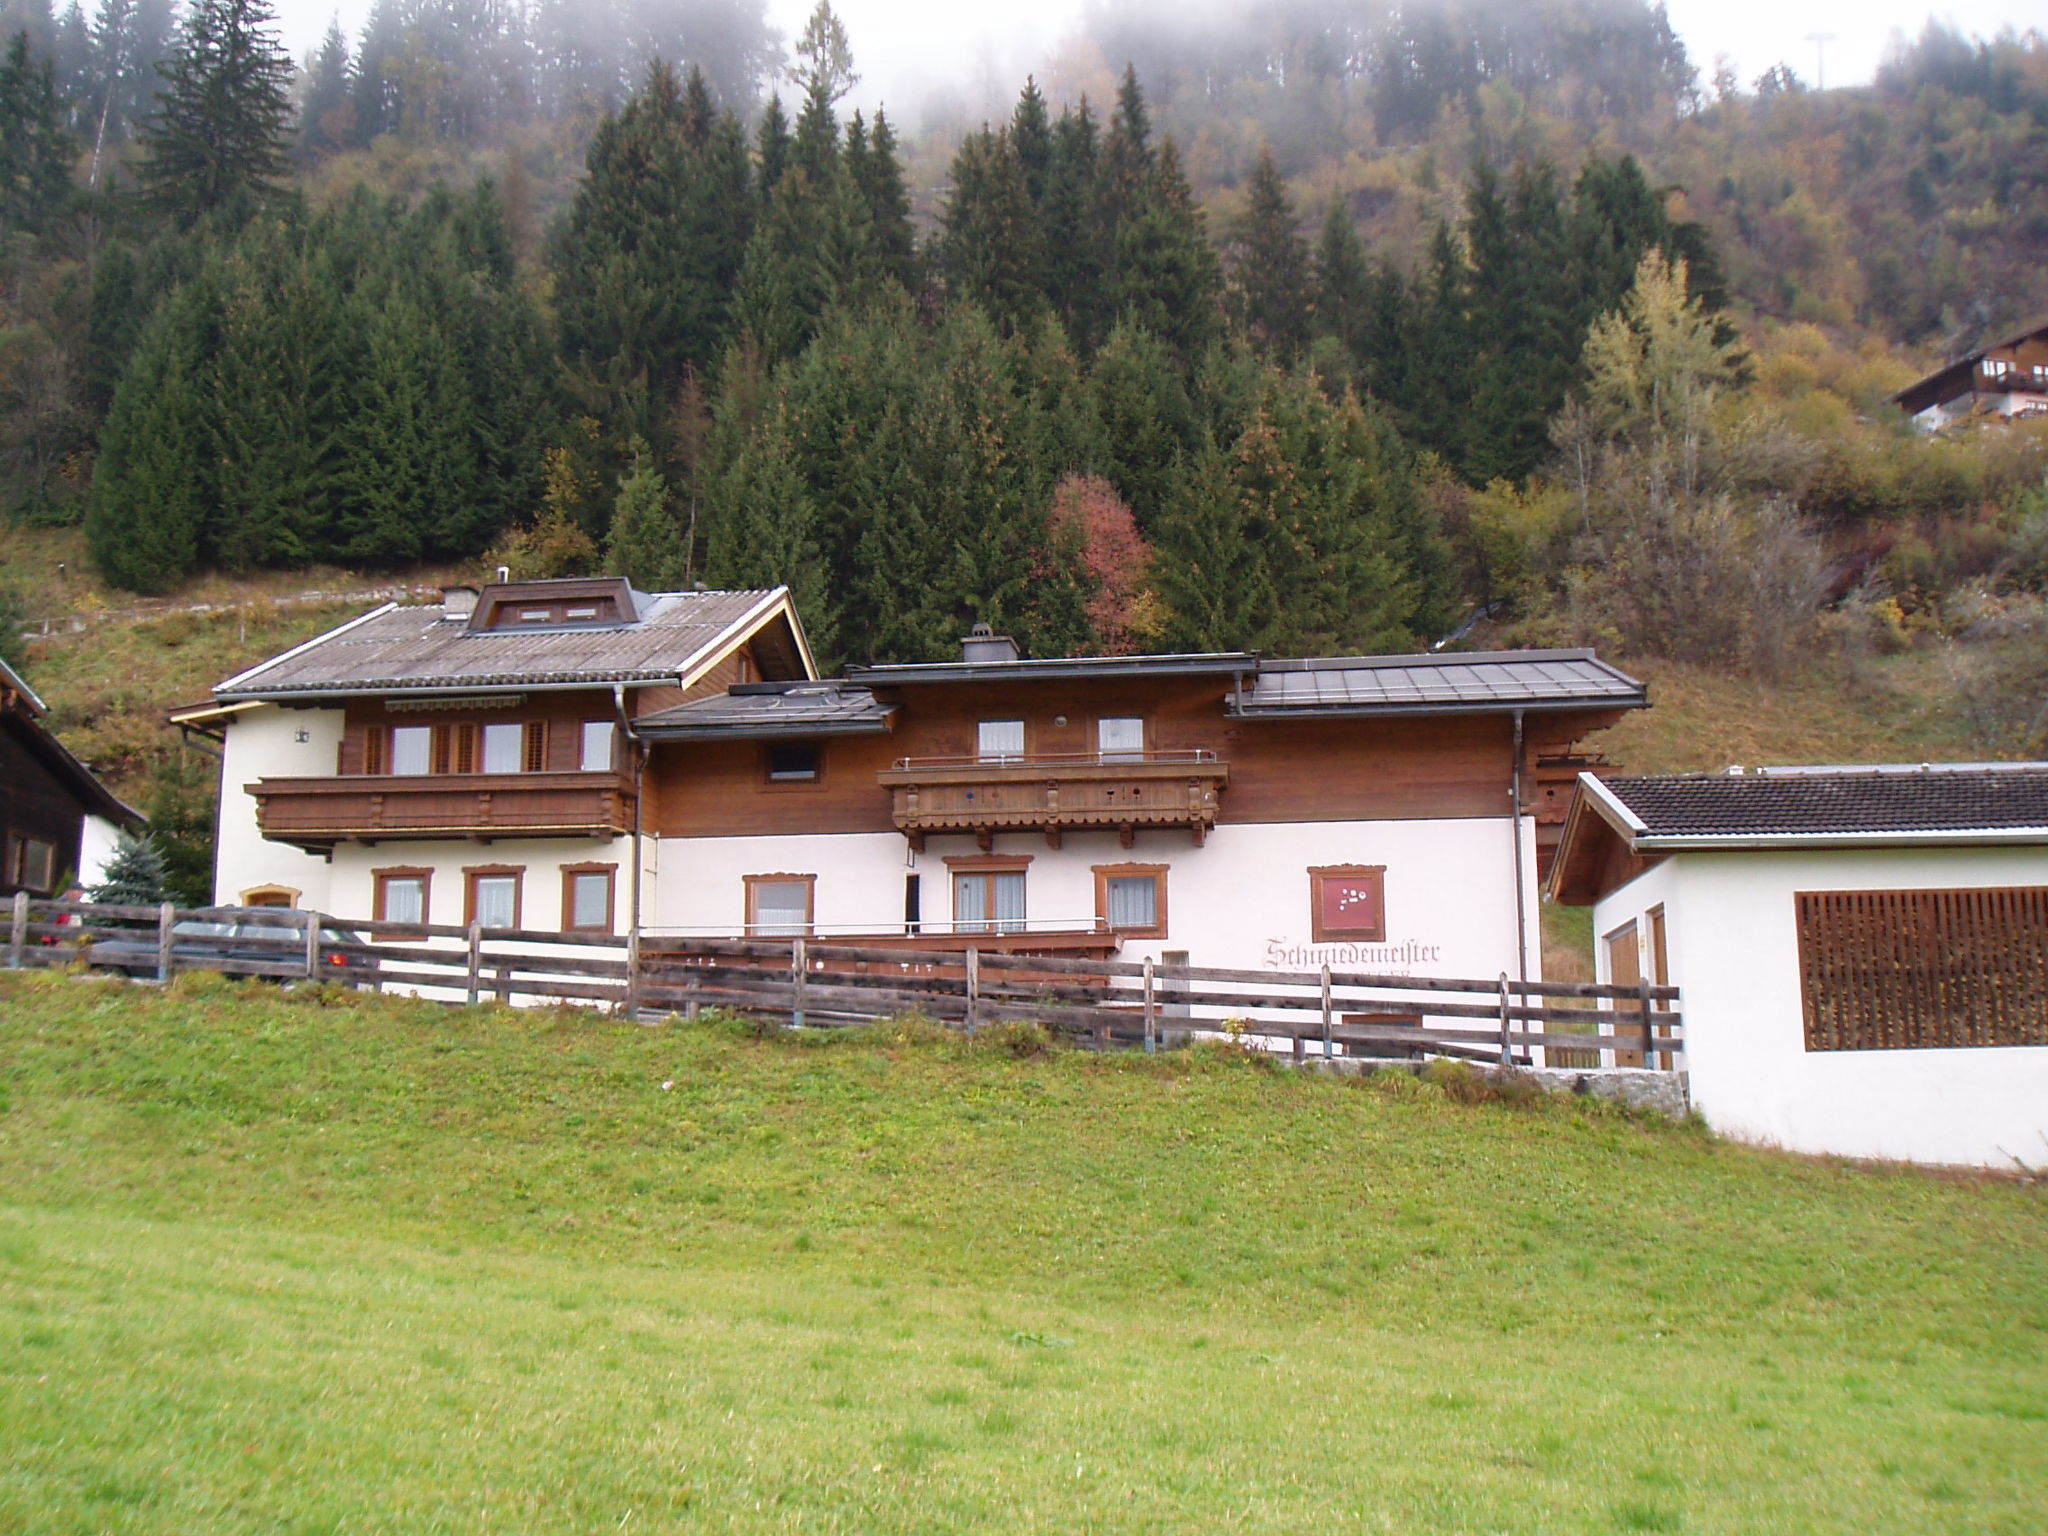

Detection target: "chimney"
[440, 585, 478, 621]
[961, 622, 1020, 665]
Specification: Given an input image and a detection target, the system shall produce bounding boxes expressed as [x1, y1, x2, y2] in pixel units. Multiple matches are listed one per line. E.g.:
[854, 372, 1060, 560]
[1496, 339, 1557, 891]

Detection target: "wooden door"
[1605, 920, 1643, 1068]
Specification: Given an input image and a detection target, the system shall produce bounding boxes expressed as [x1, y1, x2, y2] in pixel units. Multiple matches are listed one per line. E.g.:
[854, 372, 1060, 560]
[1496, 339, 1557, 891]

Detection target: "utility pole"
[1804, 32, 1836, 91]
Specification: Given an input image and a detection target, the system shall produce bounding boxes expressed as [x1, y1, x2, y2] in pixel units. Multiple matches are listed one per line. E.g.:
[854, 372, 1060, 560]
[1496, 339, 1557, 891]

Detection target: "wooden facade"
[2, 665, 141, 897]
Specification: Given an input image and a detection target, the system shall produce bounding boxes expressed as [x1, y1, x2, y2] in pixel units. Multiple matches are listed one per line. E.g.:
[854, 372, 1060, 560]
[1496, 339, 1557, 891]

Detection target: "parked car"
[86, 907, 380, 987]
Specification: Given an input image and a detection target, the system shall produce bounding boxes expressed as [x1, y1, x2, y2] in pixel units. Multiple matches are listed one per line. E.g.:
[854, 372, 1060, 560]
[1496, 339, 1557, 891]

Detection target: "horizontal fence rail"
[6, 894, 1681, 1070]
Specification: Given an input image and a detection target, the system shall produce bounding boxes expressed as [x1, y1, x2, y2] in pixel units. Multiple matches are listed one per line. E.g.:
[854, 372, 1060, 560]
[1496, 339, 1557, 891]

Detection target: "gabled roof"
[1892, 316, 2048, 414]
[2, 656, 146, 831]
[211, 583, 815, 701]
[634, 682, 895, 741]
[1549, 763, 2048, 904]
[1231, 649, 1645, 718]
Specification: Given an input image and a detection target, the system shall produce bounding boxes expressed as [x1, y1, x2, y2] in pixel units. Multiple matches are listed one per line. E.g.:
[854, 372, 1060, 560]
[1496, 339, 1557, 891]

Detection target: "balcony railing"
[248, 771, 635, 851]
[876, 752, 1229, 850]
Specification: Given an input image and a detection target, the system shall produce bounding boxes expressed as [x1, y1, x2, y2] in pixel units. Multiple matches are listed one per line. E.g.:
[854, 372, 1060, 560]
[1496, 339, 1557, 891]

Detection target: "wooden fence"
[5, 894, 1682, 1069]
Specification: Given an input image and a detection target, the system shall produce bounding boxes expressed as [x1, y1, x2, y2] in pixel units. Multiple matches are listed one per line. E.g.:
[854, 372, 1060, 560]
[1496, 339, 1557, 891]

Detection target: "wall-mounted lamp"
[294, 730, 310, 744]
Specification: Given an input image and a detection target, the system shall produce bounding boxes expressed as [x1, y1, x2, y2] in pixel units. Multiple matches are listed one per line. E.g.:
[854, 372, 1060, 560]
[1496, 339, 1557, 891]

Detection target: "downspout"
[1510, 708, 1528, 981]
[615, 683, 645, 1019]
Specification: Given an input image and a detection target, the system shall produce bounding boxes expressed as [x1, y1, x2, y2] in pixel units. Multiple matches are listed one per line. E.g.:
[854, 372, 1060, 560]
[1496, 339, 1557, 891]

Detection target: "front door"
[1605, 920, 1644, 1068]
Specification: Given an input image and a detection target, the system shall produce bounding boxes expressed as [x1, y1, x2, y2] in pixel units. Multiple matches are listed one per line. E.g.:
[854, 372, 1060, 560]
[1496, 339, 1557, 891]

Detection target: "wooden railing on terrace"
[5, 894, 1681, 1070]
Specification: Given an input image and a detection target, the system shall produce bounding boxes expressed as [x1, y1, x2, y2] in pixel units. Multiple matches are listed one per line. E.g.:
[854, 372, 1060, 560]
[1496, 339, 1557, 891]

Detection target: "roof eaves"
[0, 655, 47, 715]
[1635, 827, 2048, 851]
[213, 601, 400, 696]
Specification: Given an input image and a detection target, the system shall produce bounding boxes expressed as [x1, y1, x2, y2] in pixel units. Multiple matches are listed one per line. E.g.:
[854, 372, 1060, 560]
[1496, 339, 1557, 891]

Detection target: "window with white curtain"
[1097, 717, 1145, 762]
[955, 870, 1026, 933]
[977, 719, 1025, 761]
[470, 874, 518, 928]
[1105, 875, 1156, 929]
[746, 877, 813, 936]
[580, 721, 614, 772]
[482, 722, 524, 773]
[389, 725, 432, 776]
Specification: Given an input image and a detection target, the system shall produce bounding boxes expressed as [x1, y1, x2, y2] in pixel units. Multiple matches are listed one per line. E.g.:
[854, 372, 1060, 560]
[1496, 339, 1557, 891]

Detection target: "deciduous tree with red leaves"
[1046, 472, 1163, 655]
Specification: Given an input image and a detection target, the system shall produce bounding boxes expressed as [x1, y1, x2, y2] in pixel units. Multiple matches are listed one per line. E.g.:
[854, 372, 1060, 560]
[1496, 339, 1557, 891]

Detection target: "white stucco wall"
[321, 836, 644, 931]
[651, 816, 1540, 982]
[1594, 845, 2048, 1168]
[77, 813, 125, 889]
[213, 704, 344, 909]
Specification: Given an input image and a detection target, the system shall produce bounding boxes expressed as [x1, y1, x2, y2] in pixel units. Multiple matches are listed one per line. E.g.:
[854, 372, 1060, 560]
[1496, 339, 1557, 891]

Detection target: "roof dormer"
[466, 577, 643, 633]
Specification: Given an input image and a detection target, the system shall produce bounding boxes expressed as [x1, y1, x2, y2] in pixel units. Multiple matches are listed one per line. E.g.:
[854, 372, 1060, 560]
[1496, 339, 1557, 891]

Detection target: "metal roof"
[845, 652, 1259, 686]
[1231, 649, 1646, 717]
[215, 587, 800, 699]
[1589, 764, 2048, 845]
[633, 683, 895, 741]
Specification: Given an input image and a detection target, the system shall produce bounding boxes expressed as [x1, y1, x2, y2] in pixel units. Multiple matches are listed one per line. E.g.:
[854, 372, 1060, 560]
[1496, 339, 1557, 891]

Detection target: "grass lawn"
[2, 971, 2045, 1534]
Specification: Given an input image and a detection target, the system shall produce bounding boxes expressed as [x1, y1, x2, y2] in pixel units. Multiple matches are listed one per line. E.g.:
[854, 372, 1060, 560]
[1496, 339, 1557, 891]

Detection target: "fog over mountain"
[265, 0, 2043, 119]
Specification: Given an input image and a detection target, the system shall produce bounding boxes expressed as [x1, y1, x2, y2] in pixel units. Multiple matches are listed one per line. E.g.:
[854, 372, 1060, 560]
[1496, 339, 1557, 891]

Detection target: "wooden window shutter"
[452, 722, 477, 774]
[430, 724, 452, 775]
[362, 725, 386, 776]
[523, 720, 546, 773]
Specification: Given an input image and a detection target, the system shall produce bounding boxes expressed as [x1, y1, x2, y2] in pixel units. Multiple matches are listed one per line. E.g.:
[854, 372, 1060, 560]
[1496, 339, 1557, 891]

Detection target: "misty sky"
[272, 0, 2044, 119]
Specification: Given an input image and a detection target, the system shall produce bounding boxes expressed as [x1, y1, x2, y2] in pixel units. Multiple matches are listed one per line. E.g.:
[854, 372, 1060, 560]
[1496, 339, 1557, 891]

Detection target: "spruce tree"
[605, 438, 686, 590]
[1232, 146, 1310, 361]
[89, 830, 169, 908]
[1310, 199, 1371, 374]
[1112, 137, 1220, 359]
[1041, 100, 1106, 350]
[940, 127, 1045, 334]
[0, 30, 72, 232]
[1011, 76, 1051, 206]
[706, 405, 833, 661]
[136, 0, 294, 226]
[852, 106, 914, 292]
[296, 16, 353, 159]
[754, 90, 788, 201]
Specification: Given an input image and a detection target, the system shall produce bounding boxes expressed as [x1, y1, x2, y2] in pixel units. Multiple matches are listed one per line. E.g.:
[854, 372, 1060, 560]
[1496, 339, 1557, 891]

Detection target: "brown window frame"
[11, 834, 59, 895]
[239, 885, 301, 909]
[463, 864, 526, 930]
[1093, 862, 1168, 938]
[761, 740, 825, 787]
[743, 872, 816, 936]
[372, 866, 433, 928]
[1309, 864, 1387, 943]
[945, 853, 1031, 934]
[561, 862, 618, 934]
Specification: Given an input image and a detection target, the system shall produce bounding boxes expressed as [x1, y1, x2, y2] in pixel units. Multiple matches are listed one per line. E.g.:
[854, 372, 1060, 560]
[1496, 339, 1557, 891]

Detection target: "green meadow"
[1, 970, 2043, 1534]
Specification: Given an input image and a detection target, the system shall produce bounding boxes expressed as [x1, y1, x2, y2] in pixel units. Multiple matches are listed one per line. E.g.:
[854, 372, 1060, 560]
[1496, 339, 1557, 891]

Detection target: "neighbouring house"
[1892, 318, 2048, 430]
[1549, 764, 2048, 1168]
[177, 576, 1646, 986]
[2, 656, 146, 898]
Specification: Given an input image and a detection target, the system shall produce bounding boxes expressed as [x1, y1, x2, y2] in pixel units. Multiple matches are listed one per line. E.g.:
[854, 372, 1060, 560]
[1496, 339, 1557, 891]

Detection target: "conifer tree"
[1083, 319, 1195, 529]
[1310, 199, 1371, 373]
[0, 30, 72, 232]
[706, 404, 833, 661]
[90, 830, 168, 908]
[941, 127, 1044, 334]
[87, 282, 213, 592]
[753, 90, 788, 200]
[1011, 76, 1050, 206]
[296, 15, 353, 159]
[136, 0, 294, 226]
[1232, 146, 1310, 360]
[1041, 100, 1106, 350]
[605, 437, 686, 590]
[852, 106, 914, 292]
[1112, 137, 1220, 359]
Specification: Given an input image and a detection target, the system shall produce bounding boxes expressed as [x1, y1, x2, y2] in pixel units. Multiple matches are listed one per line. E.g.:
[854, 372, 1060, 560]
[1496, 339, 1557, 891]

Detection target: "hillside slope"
[2, 973, 2043, 1533]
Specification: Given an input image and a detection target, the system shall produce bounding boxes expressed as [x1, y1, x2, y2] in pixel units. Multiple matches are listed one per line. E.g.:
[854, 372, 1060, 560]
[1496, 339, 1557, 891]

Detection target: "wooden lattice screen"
[1796, 886, 2048, 1051]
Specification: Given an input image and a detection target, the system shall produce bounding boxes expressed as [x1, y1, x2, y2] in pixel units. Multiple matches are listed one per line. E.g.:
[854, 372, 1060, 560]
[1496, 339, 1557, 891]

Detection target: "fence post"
[791, 935, 807, 1029]
[1143, 958, 1156, 1054]
[156, 902, 175, 983]
[685, 970, 700, 1020]
[1321, 963, 1333, 1058]
[1638, 973, 1657, 1070]
[493, 963, 511, 1005]
[303, 913, 320, 980]
[465, 920, 483, 1007]
[1498, 973, 1513, 1066]
[964, 947, 979, 1036]
[8, 890, 25, 969]
[625, 926, 642, 1023]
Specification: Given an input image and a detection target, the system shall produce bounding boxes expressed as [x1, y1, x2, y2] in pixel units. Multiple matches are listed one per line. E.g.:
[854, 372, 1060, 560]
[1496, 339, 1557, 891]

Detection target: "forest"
[0, 0, 2045, 680]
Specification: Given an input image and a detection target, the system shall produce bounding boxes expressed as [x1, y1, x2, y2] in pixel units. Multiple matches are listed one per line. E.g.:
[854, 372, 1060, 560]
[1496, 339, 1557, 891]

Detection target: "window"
[1097, 717, 1145, 762]
[565, 605, 599, 621]
[1093, 863, 1166, 938]
[977, 719, 1025, 762]
[1797, 887, 2048, 1051]
[239, 885, 299, 909]
[518, 608, 552, 623]
[373, 868, 431, 926]
[948, 856, 1029, 934]
[562, 864, 616, 932]
[11, 835, 57, 894]
[1308, 865, 1386, 943]
[744, 874, 814, 936]
[580, 721, 614, 772]
[464, 866, 524, 929]
[765, 742, 820, 782]
[482, 722, 524, 774]
[390, 725, 432, 776]
[904, 873, 922, 934]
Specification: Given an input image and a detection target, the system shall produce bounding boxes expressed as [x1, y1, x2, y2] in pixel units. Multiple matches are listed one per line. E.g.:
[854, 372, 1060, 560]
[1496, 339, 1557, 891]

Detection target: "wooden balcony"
[248, 772, 635, 851]
[876, 751, 1228, 850]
